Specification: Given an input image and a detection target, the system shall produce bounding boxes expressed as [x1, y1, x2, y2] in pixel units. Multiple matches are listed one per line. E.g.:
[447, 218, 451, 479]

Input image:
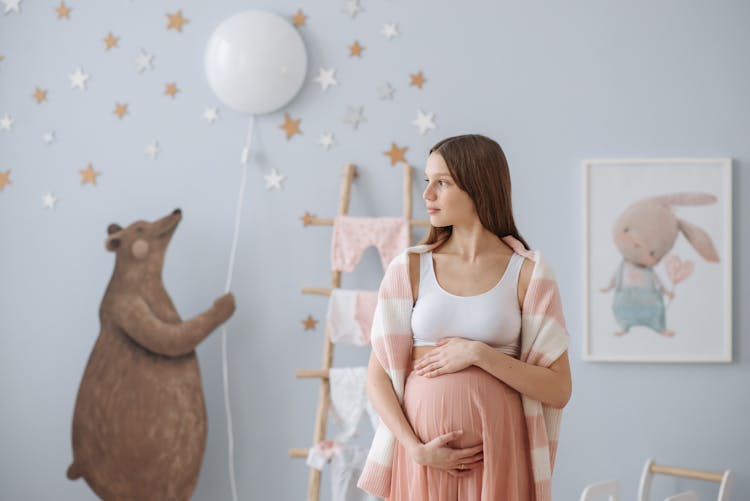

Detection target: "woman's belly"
[404, 348, 526, 450]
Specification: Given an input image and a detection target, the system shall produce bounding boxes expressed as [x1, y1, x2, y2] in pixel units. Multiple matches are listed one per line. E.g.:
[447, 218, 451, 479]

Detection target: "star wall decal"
[341, 0, 363, 19]
[314, 68, 337, 91]
[409, 71, 426, 89]
[113, 102, 128, 119]
[348, 41, 364, 58]
[0, 170, 10, 190]
[412, 109, 436, 135]
[69, 67, 90, 90]
[378, 82, 395, 100]
[381, 23, 399, 40]
[55, 1, 70, 19]
[135, 50, 154, 73]
[292, 9, 307, 27]
[166, 10, 189, 32]
[344, 106, 366, 129]
[0, 114, 13, 131]
[104, 32, 119, 50]
[264, 168, 286, 190]
[384, 143, 408, 165]
[33, 86, 48, 104]
[279, 113, 301, 139]
[42, 192, 57, 209]
[79, 164, 100, 185]
[164, 82, 179, 98]
[2, 0, 21, 14]
[318, 132, 335, 151]
[145, 141, 160, 159]
[203, 107, 219, 123]
[302, 314, 318, 330]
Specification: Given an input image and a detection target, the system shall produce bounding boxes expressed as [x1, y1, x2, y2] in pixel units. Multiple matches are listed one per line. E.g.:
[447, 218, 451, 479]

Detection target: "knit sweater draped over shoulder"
[357, 235, 570, 501]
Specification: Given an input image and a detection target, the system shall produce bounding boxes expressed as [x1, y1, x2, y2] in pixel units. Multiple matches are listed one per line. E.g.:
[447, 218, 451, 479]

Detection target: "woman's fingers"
[434, 430, 463, 446]
[453, 444, 483, 458]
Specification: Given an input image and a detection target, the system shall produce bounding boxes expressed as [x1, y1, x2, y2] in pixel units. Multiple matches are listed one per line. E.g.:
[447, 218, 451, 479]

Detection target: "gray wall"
[1, 0, 747, 499]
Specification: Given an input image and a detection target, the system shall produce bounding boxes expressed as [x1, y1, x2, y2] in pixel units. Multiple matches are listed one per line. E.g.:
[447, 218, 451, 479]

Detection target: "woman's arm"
[414, 255, 572, 408]
[366, 338, 484, 474]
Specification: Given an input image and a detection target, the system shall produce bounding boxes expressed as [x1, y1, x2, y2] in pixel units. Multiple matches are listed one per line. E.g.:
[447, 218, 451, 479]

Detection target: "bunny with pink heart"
[599, 193, 720, 337]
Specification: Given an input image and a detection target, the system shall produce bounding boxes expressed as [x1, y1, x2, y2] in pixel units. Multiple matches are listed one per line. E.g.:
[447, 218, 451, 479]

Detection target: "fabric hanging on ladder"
[329, 367, 380, 443]
[326, 289, 378, 346]
[330, 216, 410, 272]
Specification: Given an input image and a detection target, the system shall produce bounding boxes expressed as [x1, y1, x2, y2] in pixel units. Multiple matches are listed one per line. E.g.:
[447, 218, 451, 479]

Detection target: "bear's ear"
[106, 237, 121, 252]
[107, 223, 122, 235]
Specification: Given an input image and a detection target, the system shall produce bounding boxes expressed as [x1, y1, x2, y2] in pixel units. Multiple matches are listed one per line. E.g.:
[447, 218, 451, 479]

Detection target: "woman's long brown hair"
[419, 134, 530, 250]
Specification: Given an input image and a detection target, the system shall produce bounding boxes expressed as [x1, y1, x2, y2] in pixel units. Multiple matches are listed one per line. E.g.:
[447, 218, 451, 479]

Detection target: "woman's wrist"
[405, 439, 425, 464]
[471, 340, 488, 367]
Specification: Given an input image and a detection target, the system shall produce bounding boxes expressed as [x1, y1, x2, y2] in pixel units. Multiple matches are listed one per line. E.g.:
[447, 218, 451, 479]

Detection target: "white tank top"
[411, 251, 524, 357]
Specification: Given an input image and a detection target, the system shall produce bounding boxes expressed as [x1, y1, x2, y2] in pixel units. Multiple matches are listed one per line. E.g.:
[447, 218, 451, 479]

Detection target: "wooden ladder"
[289, 162, 427, 501]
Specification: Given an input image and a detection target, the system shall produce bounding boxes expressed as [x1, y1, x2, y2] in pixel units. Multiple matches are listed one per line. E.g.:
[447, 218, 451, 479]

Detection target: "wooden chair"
[580, 458, 733, 501]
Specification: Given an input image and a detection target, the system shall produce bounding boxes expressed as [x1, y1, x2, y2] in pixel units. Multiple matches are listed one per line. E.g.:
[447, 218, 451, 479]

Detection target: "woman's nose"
[423, 186, 435, 201]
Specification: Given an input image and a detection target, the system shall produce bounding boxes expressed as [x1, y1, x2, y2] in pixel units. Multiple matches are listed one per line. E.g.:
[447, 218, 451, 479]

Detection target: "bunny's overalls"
[612, 259, 666, 332]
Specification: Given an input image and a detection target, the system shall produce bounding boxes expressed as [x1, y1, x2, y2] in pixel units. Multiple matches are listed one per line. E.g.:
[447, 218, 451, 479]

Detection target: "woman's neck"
[439, 222, 507, 262]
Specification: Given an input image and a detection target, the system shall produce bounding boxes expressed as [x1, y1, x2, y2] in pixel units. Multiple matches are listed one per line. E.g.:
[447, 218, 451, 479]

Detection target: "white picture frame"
[583, 158, 732, 363]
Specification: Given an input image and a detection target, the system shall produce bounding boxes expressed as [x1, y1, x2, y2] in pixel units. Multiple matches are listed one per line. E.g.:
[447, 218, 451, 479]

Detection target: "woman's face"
[422, 152, 477, 228]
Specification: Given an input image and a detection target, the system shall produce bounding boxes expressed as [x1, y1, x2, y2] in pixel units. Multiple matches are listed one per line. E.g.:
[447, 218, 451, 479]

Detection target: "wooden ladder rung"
[303, 216, 428, 227]
[651, 463, 725, 483]
[289, 448, 309, 459]
[296, 369, 329, 379]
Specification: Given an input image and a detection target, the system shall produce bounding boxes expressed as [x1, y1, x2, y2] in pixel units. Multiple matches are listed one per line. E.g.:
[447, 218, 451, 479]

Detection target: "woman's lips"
[427, 208, 440, 214]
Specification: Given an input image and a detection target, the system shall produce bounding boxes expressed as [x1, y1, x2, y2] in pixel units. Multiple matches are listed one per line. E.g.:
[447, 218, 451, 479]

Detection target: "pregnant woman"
[357, 134, 572, 501]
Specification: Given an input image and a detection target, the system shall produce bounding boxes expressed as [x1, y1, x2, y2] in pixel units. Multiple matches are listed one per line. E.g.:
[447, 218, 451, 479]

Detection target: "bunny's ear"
[649, 192, 717, 206]
[677, 218, 720, 262]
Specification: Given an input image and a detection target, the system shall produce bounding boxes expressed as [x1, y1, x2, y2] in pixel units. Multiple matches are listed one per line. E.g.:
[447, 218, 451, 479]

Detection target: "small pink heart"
[664, 254, 694, 285]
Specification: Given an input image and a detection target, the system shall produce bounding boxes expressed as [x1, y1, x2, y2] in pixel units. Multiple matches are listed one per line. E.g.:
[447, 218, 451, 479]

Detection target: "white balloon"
[205, 11, 308, 115]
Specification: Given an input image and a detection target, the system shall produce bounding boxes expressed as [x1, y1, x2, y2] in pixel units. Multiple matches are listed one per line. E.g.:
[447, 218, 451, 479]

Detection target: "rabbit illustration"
[599, 193, 719, 337]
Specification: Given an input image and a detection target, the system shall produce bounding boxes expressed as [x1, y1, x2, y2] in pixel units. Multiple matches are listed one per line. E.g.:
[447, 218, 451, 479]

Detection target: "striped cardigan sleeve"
[357, 251, 414, 498]
[358, 239, 570, 500]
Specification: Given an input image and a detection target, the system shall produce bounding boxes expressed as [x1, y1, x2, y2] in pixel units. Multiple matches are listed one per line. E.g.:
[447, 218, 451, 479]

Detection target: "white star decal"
[2, 0, 22, 14]
[42, 131, 55, 144]
[412, 109, 436, 135]
[264, 168, 286, 190]
[145, 141, 160, 159]
[341, 0, 363, 18]
[69, 67, 90, 90]
[203, 107, 219, 124]
[381, 23, 399, 40]
[134, 49, 154, 73]
[42, 192, 57, 209]
[344, 106, 366, 130]
[318, 132, 335, 151]
[0, 114, 14, 131]
[314, 68, 338, 91]
[377, 82, 395, 100]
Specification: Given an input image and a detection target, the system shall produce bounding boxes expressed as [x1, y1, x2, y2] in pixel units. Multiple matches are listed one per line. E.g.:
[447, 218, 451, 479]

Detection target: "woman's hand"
[414, 337, 481, 378]
[408, 430, 483, 477]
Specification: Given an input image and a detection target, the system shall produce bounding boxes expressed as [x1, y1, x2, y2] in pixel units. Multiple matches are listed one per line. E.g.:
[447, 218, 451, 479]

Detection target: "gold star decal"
[79, 164, 100, 186]
[104, 32, 119, 50]
[33, 86, 48, 104]
[164, 82, 179, 98]
[348, 40, 364, 58]
[113, 102, 128, 119]
[302, 315, 318, 331]
[55, 1, 71, 19]
[279, 113, 302, 140]
[384, 143, 408, 166]
[300, 212, 316, 226]
[409, 71, 426, 89]
[166, 10, 189, 32]
[292, 9, 307, 27]
[0, 170, 11, 191]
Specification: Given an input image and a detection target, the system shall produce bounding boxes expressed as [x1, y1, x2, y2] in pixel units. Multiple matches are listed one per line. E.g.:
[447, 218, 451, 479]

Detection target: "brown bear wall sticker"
[67, 208, 236, 500]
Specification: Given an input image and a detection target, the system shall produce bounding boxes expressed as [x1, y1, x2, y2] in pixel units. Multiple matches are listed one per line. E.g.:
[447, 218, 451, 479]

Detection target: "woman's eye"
[439, 180, 447, 186]
[423, 178, 429, 183]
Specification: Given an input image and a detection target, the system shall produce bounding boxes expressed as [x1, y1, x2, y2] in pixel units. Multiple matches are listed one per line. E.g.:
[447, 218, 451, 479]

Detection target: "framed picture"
[583, 158, 732, 363]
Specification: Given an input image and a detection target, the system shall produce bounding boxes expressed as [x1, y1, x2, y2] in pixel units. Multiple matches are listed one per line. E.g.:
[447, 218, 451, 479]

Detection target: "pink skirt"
[389, 366, 535, 501]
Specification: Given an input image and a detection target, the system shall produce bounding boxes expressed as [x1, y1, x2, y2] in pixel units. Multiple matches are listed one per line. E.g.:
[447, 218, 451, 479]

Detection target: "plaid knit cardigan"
[357, 235, 570, 501]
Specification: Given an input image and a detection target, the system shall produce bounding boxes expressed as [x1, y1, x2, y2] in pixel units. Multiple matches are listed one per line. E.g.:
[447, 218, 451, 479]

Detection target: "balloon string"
[221, 113, 255, 501]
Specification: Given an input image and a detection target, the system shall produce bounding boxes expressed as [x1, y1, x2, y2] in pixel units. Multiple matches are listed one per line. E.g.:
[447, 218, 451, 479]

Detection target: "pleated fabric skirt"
[389, 366, 535, 501]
